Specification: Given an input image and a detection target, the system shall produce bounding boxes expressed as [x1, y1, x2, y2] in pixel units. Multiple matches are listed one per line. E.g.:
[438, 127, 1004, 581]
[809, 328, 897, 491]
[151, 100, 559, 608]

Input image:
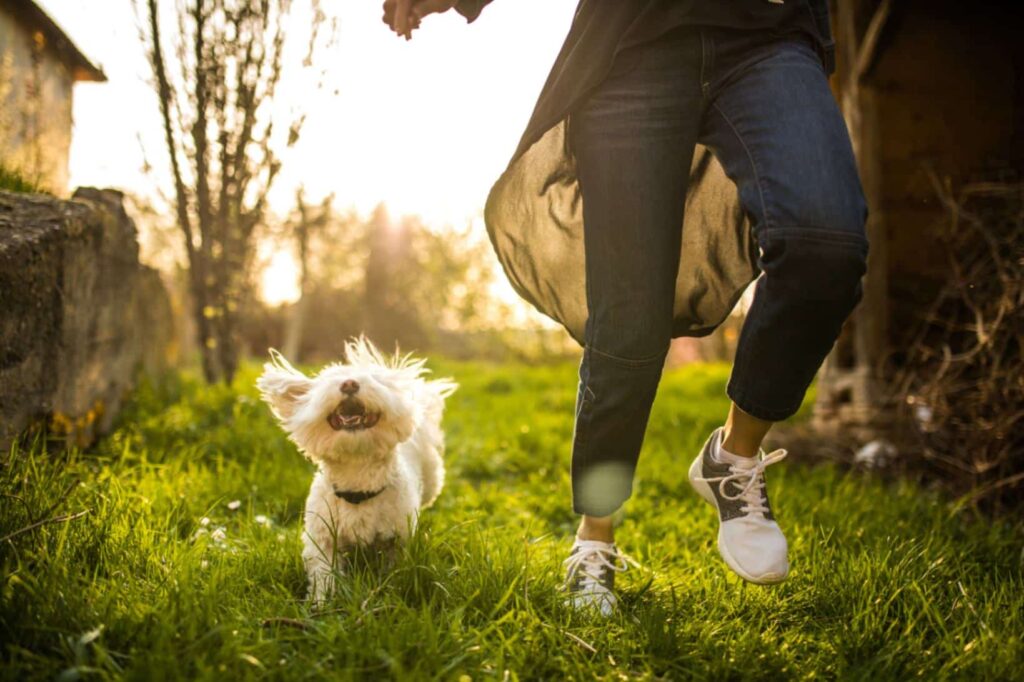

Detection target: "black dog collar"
[333, 486, 385, 504]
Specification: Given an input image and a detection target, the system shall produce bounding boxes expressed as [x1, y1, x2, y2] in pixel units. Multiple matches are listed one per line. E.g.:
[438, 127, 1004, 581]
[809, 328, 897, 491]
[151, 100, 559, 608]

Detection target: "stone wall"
[0, 187, 174, 448]
[0, 3, 75, 195]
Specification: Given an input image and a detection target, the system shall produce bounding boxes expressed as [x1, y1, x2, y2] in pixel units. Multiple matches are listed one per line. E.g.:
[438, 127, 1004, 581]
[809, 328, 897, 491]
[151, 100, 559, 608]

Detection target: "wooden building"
[0, 0, 105, 194]
[813, 0, 1023, 437]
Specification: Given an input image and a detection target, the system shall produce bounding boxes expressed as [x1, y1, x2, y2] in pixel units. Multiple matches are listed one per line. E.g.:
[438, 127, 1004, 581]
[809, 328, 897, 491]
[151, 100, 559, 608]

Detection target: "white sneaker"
[562, 536, 637, 616]
[688, 426, 789, 584]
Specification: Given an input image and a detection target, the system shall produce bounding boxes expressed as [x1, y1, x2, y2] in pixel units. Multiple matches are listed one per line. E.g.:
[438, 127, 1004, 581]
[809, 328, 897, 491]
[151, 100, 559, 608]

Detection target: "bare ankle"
[720, 428, 759, 458]
[722, 403, 775, 458]
[577, 515, 615, 543]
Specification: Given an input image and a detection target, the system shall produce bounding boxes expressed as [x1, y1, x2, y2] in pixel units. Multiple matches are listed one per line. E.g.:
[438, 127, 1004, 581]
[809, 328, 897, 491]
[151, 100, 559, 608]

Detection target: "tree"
[139, 0, 334, 382]
[362, 205, 427, 349]
[282, 187, 333, 360]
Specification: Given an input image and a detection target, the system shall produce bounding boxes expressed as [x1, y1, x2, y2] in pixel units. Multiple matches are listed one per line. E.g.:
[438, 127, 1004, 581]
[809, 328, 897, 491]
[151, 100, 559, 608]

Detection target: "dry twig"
[885, 171, 1023, 509]
[0, 509, 92, 544]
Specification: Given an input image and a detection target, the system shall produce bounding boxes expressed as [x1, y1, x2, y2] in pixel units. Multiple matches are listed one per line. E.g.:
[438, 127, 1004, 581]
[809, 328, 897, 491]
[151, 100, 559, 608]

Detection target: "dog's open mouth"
[327, 397, 381, 431]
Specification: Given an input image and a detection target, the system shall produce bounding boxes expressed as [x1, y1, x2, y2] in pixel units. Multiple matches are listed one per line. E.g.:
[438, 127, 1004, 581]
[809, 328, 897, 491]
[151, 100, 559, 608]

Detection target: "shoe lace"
[562, 541, 638, 592]
[697, 448, 788, 515]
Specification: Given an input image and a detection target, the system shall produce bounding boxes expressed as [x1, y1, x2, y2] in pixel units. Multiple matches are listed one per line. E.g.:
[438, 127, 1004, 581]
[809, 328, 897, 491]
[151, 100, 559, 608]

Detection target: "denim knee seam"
[587, 344, 668, 368]
[761, 226, 869, 249]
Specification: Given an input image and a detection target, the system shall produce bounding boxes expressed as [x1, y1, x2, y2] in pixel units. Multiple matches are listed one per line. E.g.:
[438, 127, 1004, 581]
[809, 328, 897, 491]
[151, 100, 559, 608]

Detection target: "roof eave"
[6, 0, 107, 83]
[72, 64, 107, 83]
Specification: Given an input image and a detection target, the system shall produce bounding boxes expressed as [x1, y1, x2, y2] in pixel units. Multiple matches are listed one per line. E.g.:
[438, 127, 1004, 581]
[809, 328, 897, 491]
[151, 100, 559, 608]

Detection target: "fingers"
[384, 0, 439, 40]
[393, 0, 414, 39]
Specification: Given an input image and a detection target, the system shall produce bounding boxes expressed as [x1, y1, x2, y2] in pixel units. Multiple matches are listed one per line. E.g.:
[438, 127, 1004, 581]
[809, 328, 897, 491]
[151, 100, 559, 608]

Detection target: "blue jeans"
[567, 26, 869, 516]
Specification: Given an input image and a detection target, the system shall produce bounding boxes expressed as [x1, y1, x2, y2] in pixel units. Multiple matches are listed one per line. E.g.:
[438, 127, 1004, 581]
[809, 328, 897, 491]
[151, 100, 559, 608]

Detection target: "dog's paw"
[307, 569, 338, 606]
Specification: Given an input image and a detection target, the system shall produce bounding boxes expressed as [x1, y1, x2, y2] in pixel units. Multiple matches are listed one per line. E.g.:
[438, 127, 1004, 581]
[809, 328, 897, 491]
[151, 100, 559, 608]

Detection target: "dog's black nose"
[340, 379, 360, 395]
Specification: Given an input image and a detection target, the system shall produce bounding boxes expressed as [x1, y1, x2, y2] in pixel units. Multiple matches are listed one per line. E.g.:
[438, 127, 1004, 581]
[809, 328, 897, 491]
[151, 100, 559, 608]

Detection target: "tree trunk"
[282, 197, 311, 361]
[142, 0, 330, 383]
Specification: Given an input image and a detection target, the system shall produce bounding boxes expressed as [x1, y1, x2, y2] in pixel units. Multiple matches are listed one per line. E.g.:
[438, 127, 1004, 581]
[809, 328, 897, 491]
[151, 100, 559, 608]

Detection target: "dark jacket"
[456, 0, 837, 345]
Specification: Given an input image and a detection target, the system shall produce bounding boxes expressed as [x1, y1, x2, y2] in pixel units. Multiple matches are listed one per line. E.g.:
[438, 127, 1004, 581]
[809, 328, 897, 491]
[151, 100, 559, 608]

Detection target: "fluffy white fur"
[256, 335, 457, 603]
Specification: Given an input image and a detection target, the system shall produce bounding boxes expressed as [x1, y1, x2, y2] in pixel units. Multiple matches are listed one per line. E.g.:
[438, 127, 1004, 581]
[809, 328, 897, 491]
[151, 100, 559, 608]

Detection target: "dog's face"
[257, 346, 419, 463]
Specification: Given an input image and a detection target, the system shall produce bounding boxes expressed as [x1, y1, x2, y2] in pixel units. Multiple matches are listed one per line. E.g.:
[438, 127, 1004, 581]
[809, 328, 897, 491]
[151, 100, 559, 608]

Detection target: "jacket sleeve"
[454, 0, 494, 23]
[808, 0, 836, 75]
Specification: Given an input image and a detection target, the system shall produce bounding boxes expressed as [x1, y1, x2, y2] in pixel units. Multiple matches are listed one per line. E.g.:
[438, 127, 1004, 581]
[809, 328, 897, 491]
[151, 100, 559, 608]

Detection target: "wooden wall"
[814, 0, 1022, 435]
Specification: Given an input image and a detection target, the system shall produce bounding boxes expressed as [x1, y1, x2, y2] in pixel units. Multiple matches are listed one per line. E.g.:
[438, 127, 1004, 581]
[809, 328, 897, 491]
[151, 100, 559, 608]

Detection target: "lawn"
[2, 358, 1022, 680]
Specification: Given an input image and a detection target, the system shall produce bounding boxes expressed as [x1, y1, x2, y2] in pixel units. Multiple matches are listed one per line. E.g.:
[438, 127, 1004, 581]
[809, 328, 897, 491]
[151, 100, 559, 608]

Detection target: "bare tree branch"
[139, 0, 335, 382]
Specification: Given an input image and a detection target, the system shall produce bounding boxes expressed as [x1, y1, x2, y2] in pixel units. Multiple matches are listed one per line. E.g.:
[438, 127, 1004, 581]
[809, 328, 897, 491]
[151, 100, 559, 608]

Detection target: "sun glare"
[260, 250, 301, 306]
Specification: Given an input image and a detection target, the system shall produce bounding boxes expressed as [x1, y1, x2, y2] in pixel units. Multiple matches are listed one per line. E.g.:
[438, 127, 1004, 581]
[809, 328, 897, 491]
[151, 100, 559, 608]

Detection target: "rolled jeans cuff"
[725, 380, 803, 422]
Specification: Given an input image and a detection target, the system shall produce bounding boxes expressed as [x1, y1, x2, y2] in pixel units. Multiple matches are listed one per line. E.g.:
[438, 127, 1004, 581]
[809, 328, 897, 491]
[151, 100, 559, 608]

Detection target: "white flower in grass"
[200, 517, 211, 527]
[200, 559, 209, 569]
[77, 625, 104, 647]
[192, 527, 209, 541]
[227, 500, 241, 511]
[254, 514, 272, 527]
[211, 528, 227, 542]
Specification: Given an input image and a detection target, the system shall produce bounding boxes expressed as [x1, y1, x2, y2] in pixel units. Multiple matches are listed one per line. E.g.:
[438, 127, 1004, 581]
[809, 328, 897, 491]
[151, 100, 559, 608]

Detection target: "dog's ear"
[257, 349, 312, 421]
[429, 377, 458, 400]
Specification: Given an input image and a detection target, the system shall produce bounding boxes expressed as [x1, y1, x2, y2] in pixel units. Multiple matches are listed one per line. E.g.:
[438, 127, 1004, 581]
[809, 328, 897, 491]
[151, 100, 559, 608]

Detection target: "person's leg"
[701, 29, 869, 431]
[563, 27, 706, 612]
[569, 26, 705, 532]
[688, 28, 869, 583]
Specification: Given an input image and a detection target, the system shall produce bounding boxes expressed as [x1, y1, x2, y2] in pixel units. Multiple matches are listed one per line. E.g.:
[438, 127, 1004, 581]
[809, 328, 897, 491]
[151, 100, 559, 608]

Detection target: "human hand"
[383, 0, 459, 40]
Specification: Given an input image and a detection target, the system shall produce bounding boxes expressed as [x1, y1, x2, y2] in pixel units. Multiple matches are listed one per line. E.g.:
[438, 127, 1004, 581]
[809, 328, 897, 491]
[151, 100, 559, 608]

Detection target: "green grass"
[2, 359, 1022, 680]
[0, 163, 45, 194]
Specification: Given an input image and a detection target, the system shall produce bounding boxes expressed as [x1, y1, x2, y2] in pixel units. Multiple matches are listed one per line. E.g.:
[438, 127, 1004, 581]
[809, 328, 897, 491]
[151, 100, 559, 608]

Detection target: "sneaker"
[562, 536, 636, 616]
[687, 426, 789, 584]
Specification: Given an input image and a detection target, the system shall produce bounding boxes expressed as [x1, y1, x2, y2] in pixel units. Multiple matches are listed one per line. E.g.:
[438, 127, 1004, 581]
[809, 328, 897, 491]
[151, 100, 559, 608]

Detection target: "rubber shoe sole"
[688, 451, 789, 585]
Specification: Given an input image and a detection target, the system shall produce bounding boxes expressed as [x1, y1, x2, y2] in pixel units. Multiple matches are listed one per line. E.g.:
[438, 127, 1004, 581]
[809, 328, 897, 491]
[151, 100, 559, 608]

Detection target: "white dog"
[256, 336, 457, 603]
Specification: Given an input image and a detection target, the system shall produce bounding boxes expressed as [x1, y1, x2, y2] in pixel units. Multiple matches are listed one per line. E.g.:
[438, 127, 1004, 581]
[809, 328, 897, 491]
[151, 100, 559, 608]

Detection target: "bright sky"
[37, 0, 578, 316]
[38, 0, 578, 227]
